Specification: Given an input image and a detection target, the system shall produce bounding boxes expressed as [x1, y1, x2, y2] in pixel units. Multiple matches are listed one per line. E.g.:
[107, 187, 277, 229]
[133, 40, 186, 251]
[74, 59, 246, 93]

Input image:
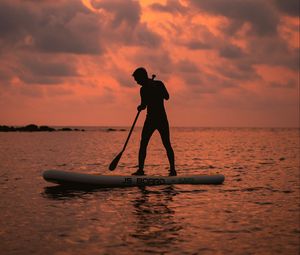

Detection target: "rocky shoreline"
[0, 124, 85, 132]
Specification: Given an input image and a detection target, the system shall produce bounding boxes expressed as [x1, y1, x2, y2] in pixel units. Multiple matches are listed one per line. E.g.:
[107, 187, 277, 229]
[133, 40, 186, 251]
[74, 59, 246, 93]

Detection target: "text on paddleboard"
[122, 177, 166, 185]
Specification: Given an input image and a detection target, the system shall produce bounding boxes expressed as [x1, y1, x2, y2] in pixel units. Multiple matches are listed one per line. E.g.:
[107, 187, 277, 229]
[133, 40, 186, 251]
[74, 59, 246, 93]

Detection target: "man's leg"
[132, 118, 155, 175]
[158, 122, 176, 176]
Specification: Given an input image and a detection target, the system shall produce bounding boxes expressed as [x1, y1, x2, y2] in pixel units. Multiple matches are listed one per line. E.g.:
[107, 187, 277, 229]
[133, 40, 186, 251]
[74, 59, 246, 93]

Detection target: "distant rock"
[0, 125, 16, 132]
[0, 124, 85, 132]
[39, 125, 55, 132]
[72, 128, 85, 131]
[106, 128, 127, 132]
[59, 128, 73, 131]
[18, 124, 39, 132]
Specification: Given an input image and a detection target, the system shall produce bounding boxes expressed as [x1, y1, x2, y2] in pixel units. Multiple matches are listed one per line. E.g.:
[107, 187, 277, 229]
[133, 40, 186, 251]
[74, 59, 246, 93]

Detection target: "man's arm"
[137, 87, 147, 111]
[161, 82, 169, 100]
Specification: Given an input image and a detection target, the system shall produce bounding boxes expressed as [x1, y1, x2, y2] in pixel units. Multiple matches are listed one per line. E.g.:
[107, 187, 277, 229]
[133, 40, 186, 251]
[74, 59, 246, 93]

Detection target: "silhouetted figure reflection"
[131, 67, 176, 176]
[131, 186, 182, 252]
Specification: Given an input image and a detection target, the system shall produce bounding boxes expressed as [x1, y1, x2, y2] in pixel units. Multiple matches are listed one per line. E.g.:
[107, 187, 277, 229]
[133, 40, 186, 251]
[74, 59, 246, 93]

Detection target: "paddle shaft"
[121, 110, 141, 152]
[109, 75, 156, 170]
[120, 75, 155, 150]
[121, 75, 156, 152]
[109, 110, 142, 170]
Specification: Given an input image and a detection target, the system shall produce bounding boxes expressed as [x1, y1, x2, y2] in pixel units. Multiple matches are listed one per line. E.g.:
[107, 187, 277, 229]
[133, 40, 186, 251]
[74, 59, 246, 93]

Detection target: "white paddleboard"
[43, 170, 225, 187]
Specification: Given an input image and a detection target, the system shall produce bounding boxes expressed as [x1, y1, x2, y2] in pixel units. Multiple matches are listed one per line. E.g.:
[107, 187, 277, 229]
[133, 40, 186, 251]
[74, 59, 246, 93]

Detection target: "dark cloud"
[178, 1, 297, 79]
[0, 1, 34, 39]
[182, 73, 202, 86]
[0, 0, 104, 54]
[273, 0, 300, 17]
[150, 0, 187, 14]
[0, 0, 162, 88]
[247, 37, 299, 70]
[112, 67, 133, 87]
[184, 40, 212, 50]
[18, 75, 62, 85]
[215, 62, 260, 81]
[94, 0, 161, 48]
[133, 49, 174, 79]
[219, 44, 245, 59]
[21, 58, 78, 77]
[0, 0, 161, 56]
[16, 55, 78, 85]
[114, 50, 174, 88]
[0, 68, 11, 82]
[270, 79, 297, 89]
[179, 24, 218, 51]
[91, 0, 141, 27]
[19, 85, 44, 98]
[189, 0, 279, 36]
[111, 49, 174, 88]
[176, 59, 199, 73]
[182, 72, 235, 94]
[125, 23, 161, 48]
[35, 11, 104, 54]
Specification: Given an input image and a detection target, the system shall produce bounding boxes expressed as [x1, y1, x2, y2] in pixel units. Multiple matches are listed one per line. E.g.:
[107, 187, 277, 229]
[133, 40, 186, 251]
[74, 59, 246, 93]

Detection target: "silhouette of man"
[131, 67, 176, 176]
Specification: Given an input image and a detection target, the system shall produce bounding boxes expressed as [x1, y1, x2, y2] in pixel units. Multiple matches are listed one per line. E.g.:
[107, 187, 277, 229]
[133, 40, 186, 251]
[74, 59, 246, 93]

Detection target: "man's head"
[132, 67, 148, 85]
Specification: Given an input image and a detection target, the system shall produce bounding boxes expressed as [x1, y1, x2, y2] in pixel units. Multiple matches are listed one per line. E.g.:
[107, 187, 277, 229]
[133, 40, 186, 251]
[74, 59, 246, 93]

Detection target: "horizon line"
[1, 124, 299, 129]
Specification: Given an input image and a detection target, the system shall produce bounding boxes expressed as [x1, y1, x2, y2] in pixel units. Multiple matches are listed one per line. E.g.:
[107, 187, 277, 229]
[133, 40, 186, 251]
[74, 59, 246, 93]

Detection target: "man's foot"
[169, 169, 177, 176]
[132, 169, 145, 176]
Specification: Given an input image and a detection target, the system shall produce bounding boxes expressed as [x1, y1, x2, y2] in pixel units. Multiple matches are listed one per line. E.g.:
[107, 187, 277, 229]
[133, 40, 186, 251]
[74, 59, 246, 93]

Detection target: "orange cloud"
[0, 0, 298, 127]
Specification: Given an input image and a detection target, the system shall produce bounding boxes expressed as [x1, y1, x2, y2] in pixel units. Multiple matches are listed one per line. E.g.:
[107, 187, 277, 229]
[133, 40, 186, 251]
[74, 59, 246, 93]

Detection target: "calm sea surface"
[0, 127, 299, 255]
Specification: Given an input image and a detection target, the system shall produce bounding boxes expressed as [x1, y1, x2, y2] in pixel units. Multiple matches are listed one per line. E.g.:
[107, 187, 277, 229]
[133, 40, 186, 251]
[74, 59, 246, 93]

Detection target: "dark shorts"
[141, 114, 170, 145]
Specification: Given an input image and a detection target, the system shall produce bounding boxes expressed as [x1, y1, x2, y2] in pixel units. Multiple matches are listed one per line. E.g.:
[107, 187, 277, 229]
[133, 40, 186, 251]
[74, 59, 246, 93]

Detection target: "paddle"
[109, 110, 141, 171]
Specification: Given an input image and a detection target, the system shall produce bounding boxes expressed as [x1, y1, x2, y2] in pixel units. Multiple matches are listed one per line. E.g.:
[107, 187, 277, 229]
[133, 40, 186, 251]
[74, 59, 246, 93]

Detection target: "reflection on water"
[42, 185, 103, 200]
[0, 128, 299, 255]
[42, 184, 185, 254]
[131, 186, 182, 254]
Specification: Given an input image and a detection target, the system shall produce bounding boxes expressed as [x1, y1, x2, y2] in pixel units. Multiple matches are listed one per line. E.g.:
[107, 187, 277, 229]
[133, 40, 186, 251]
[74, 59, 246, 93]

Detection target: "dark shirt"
[140, 79, 169, 118]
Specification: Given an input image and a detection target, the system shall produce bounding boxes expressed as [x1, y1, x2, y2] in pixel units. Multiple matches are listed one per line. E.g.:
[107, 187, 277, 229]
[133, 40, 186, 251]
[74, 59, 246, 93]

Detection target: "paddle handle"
[122, 110, 141, 152]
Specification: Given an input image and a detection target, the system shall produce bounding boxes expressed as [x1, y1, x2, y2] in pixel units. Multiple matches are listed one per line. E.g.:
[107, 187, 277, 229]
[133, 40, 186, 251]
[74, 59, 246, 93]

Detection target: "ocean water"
[0, 127, 299, 255]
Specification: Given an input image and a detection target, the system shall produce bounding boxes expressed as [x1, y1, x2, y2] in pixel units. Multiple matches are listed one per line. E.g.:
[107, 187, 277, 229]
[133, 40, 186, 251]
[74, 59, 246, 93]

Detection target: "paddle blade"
[109, 151, 123, 171]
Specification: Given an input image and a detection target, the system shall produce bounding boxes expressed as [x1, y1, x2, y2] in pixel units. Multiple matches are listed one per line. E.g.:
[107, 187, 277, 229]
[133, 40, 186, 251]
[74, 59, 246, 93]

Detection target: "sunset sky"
[0, 0, 299, 127]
